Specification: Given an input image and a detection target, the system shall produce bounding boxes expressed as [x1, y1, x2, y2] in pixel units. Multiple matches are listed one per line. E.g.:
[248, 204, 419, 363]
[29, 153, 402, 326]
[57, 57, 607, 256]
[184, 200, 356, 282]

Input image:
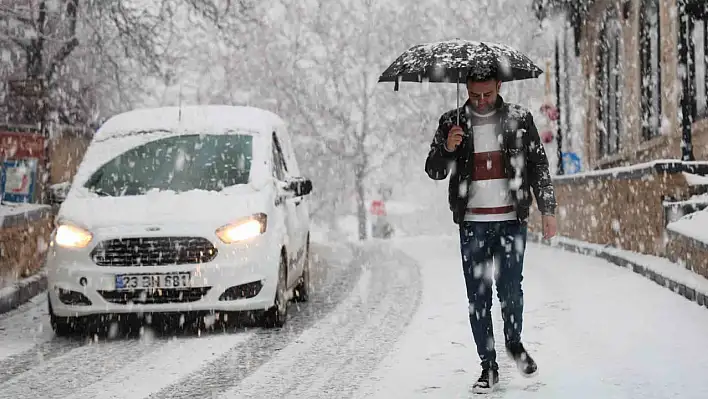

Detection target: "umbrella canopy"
[378, 39, 543, 90]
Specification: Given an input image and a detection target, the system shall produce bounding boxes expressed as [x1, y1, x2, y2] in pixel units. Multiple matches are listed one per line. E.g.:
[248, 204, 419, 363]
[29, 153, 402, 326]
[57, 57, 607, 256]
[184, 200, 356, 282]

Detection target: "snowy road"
[1, 236, 708, 398]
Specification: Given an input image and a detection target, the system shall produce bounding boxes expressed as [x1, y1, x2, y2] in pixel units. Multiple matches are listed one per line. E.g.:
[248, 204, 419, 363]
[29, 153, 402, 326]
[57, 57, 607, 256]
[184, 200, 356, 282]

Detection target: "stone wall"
[0, 206, 53, 284]
[528, 161, 708, 257]
[665, 230, 708, 279]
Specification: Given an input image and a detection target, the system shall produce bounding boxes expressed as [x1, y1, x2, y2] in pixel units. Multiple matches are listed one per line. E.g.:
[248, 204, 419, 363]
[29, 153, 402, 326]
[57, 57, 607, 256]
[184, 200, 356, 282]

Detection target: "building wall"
[576, 0, 694, 170]
[665, 231, 708, 279]
[0, 209, 53, 284]
[528, 166, 694, 257]
[530, 0, 708, 279]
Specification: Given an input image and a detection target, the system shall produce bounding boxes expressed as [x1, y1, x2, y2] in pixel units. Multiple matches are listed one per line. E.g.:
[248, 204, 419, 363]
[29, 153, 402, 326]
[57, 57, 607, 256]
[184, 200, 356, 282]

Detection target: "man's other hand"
[542, 215, 557, 240]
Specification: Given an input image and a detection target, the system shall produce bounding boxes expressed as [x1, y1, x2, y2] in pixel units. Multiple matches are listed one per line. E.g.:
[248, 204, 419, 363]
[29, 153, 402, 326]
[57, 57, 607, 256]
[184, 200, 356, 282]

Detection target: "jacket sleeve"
[524, 111, 557, 216]
[425, 114, 459, 180]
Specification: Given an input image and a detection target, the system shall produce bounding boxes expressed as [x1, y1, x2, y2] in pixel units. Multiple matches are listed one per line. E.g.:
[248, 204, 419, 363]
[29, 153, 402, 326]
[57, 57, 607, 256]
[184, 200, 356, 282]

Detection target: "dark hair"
[466, 60, 500, 83]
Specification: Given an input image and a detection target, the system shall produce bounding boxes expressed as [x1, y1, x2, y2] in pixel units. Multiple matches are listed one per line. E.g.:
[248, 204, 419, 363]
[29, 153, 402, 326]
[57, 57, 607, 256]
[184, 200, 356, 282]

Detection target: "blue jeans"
[459, 220, 528, 371]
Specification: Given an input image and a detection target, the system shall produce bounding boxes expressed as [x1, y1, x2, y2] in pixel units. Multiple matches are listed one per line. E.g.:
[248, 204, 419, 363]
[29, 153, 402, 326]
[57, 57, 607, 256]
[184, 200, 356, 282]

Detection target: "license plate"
[114, 272, 191, 290]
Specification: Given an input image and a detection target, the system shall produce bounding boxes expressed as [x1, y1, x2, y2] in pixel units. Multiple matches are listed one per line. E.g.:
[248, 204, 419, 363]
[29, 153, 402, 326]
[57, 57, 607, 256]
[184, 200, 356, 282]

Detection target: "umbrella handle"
[456, 73, 461, 126]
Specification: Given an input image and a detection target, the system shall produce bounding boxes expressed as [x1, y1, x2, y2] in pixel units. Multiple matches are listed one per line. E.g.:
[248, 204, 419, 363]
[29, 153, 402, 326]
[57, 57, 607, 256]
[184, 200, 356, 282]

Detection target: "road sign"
[370, 200, 386, 216]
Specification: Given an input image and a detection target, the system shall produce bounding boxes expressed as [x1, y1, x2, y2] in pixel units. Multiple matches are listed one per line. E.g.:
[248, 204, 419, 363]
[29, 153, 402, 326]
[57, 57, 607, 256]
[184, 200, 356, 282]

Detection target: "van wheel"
[261, 254, 288, 328]
[293, 238, 311, 303]
[48, 294, 80, 337]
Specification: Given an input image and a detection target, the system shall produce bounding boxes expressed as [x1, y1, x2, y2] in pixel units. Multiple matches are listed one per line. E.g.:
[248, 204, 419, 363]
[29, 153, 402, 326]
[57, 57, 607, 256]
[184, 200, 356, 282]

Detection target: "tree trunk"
[356, 69, 371, 241]
[355, 169, 367, 240]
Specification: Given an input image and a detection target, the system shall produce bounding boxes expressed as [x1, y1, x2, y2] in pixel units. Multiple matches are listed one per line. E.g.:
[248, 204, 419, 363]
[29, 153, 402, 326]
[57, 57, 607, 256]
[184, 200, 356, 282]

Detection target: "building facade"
[529, 0, 708, 280]
[534, 0, 708, 171]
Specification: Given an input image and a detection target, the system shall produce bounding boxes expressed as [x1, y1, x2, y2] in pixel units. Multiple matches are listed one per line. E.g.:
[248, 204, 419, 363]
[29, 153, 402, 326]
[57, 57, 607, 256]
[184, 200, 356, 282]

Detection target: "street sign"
[1, 158, 38, 203]
[370, 200, 386, 216]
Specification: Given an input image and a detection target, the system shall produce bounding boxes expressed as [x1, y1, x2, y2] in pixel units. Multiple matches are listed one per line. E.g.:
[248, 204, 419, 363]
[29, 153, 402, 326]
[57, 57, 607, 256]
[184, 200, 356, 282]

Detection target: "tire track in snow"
[0, 338, 86, 384]
[0, 294, 84, 384]
[219, 241, 423, 399]
[63, 332, 254, 399]
[147, 242, 365, 399]
[0, 338, 169, 399]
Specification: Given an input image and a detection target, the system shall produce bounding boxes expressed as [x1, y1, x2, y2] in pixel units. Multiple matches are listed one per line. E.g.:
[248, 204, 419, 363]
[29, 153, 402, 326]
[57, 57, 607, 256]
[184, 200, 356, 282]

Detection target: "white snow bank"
[663, 192, 708, 206]
[548, 235, 708, 297]
[0, 203, 51, 227]
[551, 159, 708, 181]
[683, 172, 708, 186]
[0, 203, 49, 217]
[667, 208, 708, 247]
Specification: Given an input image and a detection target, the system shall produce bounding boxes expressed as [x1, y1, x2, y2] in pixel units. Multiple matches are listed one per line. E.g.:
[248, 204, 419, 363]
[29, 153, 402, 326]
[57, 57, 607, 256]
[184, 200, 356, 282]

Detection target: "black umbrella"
[378, 39, 543, 123]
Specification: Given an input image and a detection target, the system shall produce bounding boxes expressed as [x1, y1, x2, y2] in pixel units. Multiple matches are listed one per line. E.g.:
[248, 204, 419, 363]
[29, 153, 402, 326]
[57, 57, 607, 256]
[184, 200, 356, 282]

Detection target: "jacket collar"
[460, 94, 506, 120]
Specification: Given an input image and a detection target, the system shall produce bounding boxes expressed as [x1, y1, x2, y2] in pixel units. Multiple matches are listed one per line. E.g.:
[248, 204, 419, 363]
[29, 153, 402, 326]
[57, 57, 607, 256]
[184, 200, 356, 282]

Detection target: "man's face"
[467, 80, 501, 113]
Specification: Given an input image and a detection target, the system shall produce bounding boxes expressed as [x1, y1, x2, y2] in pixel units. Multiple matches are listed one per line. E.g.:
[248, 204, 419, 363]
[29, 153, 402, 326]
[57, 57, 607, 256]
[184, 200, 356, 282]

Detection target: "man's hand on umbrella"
[446, 126, 463, 151]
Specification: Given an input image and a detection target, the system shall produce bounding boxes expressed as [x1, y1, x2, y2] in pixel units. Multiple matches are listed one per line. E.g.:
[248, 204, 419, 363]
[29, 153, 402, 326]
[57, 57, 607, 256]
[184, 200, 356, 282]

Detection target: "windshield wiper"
[91, 188, 111, 197]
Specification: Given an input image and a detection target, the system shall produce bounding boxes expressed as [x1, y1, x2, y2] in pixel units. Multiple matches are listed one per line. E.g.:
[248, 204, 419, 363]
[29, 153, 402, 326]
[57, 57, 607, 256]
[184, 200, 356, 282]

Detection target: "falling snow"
[0, 0, 707, 398]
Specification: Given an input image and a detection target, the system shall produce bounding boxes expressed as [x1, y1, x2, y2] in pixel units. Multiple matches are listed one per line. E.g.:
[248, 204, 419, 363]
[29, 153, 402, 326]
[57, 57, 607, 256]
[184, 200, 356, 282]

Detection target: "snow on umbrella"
[378, 39, 543, 123]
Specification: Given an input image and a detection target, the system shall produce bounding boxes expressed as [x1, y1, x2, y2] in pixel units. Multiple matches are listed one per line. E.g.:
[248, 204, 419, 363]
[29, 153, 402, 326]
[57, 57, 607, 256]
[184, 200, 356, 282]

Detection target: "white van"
[45, 105, 313, 334]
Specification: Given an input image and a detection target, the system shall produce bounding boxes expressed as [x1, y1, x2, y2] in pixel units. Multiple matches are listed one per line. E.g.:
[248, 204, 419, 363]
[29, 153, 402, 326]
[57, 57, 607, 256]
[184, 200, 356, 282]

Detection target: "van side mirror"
[49, 182, 71, 205]
[287, 177, 312, 196]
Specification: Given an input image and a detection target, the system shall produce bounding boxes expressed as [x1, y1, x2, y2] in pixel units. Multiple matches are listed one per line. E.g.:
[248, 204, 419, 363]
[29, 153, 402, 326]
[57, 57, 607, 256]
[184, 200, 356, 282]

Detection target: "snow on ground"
[2, 229, 708, 398]
[353, 235, 708, 399]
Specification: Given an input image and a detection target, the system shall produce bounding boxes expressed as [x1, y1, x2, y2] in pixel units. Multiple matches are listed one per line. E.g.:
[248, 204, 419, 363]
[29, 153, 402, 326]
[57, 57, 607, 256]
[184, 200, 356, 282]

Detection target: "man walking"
[425, 65, 557, 393]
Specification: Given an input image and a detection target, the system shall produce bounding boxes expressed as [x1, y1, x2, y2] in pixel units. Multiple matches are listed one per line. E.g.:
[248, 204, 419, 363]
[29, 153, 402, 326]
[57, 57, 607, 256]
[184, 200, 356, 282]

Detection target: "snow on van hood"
[58, 187, 271, 230]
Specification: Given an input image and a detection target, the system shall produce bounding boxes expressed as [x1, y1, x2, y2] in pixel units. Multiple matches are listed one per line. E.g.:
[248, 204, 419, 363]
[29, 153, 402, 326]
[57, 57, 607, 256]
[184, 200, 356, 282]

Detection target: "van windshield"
[84, 134, 253, 197]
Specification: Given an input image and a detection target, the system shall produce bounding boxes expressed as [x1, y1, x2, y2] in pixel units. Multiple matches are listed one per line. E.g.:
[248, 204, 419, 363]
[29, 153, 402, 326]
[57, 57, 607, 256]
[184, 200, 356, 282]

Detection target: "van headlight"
[55, 224, 93, 248]
[216, 213, 267, 243]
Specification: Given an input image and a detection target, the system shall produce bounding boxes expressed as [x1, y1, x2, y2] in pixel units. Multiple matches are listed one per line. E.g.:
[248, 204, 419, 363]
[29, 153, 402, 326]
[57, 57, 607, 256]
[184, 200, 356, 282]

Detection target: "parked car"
[45, 105, 313, 334]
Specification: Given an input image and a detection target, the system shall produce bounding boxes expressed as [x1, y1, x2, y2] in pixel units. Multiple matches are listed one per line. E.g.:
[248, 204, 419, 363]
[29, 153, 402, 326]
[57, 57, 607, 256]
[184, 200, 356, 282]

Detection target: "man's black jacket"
[425, 95, 557, 225]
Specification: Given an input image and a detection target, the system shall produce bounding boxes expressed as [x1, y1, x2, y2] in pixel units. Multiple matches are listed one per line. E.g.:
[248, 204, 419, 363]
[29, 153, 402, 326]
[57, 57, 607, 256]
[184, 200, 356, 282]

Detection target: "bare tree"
[0, 0, 255, 128]
[245, 0, 440, 240]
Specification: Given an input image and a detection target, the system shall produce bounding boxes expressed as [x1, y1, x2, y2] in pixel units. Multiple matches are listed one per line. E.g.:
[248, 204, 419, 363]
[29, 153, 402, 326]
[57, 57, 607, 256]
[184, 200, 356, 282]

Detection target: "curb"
[0, 270, 47, 315]
[528, 233, 708, 310]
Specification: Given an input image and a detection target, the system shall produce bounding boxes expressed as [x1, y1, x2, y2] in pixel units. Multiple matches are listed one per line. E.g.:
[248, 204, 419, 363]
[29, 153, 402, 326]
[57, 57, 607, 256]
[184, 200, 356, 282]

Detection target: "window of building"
[596, 10, 623, 157]
[683, 1, 708, 120]
[640, 0, 662, 140]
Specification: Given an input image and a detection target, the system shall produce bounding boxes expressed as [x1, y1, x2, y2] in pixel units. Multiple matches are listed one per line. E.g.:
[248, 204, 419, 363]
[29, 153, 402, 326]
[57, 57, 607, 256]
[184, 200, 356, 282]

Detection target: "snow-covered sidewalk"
[354, 235, 708, 399]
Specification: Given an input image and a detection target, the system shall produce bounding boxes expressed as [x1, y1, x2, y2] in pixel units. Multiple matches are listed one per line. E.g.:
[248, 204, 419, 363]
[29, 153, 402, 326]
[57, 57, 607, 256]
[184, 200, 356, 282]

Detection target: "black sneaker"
[471, 368, 499, 394]
[506, 342, 538, 378]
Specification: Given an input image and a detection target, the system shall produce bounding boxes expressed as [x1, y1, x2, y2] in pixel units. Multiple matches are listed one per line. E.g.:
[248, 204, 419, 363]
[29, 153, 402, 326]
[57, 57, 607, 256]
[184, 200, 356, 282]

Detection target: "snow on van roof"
[95, 105, 285, 139]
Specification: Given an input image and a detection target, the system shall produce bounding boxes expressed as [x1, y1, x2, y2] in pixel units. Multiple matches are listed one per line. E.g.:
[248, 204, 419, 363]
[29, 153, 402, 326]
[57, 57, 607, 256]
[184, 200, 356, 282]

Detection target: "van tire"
[261, 253, 288, 329]
[48, 294, 80, 337]
[293, 237, 311, 303]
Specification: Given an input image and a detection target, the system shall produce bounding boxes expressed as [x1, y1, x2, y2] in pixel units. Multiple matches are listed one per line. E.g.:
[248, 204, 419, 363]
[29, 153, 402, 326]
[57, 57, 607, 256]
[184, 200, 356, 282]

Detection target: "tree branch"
[32, 0, 47, 62]
[0, 4, 35, 26]
[44, 0, 79, 83]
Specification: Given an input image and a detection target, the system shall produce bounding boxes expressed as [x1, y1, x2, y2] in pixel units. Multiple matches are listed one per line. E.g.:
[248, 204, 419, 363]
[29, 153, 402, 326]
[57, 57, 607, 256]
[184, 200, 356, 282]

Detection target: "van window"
[84, 134, 253, 196]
